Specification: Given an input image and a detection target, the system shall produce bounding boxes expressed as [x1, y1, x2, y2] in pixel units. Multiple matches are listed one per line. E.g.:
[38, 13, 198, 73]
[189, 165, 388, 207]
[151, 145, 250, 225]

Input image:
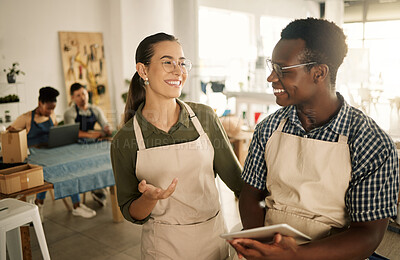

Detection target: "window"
[260, 16, 292, 57]
[343, 20, 400, 94]
[199, 7, 253, 92]
[342, 20, 400, 132]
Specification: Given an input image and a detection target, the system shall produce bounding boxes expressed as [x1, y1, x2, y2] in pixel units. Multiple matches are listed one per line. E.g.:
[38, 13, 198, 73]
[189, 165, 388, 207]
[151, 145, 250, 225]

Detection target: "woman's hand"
[229, 233, 298, 260]
[138, 178, 178, 201]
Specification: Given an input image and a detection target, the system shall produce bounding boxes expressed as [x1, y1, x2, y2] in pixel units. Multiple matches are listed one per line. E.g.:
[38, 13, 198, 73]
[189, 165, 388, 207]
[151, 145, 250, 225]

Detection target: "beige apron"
[134, 102, 229, 260]
[264, 118, 352, 241]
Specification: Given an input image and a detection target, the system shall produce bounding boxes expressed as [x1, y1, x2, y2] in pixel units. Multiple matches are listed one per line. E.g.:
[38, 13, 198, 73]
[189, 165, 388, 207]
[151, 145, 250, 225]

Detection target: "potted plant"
[3, 62, 25, 83]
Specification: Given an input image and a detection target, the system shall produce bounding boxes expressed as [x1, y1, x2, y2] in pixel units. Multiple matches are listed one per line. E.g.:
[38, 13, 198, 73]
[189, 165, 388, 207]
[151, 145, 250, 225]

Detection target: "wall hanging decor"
[58, 32, 113, 127]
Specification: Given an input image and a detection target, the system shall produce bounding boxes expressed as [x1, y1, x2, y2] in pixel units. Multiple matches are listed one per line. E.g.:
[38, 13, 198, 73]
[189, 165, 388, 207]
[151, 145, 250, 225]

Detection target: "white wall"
[117, 0, 174, 122]
[0, 0, 112, 121]
[0, 0, 174, 126]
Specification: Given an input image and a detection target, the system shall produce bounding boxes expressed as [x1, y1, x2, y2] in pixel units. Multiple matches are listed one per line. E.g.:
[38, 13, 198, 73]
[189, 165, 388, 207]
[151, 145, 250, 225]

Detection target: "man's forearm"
[239, 183, 268, 229]
[239, 199, 265, 229]
[296, 218, 389, 260]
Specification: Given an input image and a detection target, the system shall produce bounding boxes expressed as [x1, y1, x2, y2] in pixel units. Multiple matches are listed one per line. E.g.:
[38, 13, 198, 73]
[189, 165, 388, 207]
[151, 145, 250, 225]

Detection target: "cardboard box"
[1, 129, 28, 163]
[0, 163, 44, 194]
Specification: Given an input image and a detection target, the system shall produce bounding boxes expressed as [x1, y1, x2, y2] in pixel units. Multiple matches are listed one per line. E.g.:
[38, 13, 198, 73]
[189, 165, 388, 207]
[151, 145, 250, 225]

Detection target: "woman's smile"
[164, 79, 182, 87]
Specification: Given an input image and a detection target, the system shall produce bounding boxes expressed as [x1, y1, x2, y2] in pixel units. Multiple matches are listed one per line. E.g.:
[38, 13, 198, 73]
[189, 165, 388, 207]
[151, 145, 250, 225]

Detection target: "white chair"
[0, 198, 50, 260]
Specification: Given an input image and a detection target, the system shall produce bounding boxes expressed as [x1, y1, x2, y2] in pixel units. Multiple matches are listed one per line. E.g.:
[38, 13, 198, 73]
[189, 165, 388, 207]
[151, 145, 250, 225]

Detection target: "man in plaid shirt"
[230, 18, 399, 260]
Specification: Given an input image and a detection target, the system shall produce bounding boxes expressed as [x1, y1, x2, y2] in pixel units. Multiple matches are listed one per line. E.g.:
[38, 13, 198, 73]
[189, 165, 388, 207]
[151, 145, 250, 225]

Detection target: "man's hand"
[103, 125, 112, 136]
[89, 131, 103, 139]
[79, 130, 103, 139]
[138, 178, 178, 200]
[229, 233, 298, 260]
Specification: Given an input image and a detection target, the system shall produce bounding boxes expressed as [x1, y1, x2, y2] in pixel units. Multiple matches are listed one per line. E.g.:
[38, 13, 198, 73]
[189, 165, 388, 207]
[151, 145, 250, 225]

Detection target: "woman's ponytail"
[123, 72, 145, 123]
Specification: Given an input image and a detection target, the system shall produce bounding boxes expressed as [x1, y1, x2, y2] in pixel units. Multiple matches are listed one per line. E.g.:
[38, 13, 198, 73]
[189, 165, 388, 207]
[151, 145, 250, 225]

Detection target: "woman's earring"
[144, 78, 149, 85]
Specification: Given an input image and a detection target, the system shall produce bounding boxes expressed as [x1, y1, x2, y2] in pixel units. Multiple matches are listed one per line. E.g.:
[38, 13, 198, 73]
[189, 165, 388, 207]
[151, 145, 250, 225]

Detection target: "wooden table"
[27, 142, 123, 223]
[0, 181, 54, 200]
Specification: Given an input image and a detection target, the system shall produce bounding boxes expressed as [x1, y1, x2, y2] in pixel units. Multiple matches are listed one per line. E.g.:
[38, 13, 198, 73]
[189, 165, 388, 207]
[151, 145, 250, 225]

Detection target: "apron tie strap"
[338, 134, 348, 144]
[277, 118, 348, 144]
[133, 116, 146, 150]
[276, 118, 287, 132]
[181, 102, 205, 136]
[133, 101, 207, 150]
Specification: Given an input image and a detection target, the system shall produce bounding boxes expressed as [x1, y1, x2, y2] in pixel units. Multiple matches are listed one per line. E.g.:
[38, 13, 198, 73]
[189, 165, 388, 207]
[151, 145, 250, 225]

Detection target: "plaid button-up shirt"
[242, 93, 399, 222]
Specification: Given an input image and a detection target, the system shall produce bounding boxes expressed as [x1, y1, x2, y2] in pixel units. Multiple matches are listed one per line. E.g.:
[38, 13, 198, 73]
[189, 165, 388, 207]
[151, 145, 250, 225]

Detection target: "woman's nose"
[173, 65, 183, 75]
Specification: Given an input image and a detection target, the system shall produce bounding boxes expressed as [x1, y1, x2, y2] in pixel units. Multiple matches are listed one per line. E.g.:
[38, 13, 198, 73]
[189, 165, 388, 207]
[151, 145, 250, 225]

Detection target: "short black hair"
[281, 18, 348, 87]
[70, 82, 85, 96]
[39, 86, 59, 103]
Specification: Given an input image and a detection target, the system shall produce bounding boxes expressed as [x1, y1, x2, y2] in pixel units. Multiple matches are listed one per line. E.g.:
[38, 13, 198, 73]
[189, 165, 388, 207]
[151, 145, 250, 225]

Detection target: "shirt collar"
[326, 93, 352, 137]
[286, 92, 351, 136]
[135, 99, 190, 138]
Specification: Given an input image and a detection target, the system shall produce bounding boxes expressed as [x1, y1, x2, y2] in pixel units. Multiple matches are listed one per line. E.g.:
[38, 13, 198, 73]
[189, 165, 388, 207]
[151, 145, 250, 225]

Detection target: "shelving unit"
[224, 91, 277, 127]
[0, 82, 25, 127]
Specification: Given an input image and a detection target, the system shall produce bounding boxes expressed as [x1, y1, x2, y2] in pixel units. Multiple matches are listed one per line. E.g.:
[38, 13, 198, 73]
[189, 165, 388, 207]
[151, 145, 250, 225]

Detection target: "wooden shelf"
[0, 83, 25, 123]
[0, 181, 53, 200]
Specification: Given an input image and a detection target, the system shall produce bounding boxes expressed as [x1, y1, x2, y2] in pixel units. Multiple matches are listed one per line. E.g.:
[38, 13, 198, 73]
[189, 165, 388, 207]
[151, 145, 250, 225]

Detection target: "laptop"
[47, 123, 79, 148]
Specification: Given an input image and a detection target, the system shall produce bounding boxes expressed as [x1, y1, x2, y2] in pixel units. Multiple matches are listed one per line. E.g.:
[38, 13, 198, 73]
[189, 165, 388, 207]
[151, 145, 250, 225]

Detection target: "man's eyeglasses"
[266, 58, 317, 78]
[158, 59, 193, 74]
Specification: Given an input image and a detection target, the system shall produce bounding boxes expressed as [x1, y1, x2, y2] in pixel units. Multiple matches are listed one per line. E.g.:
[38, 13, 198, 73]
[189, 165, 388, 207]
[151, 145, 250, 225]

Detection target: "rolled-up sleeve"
[110, 129, 150, 224]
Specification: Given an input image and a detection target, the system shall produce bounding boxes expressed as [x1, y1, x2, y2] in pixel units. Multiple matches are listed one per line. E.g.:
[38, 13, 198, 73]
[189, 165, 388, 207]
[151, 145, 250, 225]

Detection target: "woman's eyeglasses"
[266, 58, 317, 78]
[159, 59, 193, 74]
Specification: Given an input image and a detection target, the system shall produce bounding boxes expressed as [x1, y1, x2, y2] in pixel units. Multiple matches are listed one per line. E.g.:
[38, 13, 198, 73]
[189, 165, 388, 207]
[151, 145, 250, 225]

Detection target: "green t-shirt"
[111, 99, 243, 224]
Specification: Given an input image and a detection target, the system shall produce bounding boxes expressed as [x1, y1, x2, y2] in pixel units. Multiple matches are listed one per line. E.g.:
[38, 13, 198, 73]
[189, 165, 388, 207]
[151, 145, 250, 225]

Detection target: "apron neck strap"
[337, 134, 348, 144]
[181, 102, 205, 135]
[133, 102, 207, 150]
[133, 115, 146, 150]
[277, 118, 348, 144]
[31, 109, 36, 120]
[277, 118, 287, 131]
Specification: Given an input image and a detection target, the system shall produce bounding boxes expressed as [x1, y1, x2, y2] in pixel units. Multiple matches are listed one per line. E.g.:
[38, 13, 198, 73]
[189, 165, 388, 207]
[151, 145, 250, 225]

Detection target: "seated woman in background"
[7, 86, 96, 219]
[7, 86, 58, 147]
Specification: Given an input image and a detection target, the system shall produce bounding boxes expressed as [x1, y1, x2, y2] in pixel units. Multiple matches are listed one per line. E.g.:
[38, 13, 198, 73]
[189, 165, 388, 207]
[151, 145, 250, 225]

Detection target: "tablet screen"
[220, 224, 311, 244]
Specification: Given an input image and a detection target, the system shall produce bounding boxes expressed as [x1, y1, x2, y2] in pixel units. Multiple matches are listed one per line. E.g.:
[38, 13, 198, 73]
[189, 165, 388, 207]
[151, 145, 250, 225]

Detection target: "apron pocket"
[143, 212, 229, 260]
[265, 208, 332, 242]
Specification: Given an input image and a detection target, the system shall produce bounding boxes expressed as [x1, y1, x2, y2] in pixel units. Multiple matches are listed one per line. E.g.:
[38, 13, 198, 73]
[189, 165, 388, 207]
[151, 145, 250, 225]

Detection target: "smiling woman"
[110, 32, 244, 260]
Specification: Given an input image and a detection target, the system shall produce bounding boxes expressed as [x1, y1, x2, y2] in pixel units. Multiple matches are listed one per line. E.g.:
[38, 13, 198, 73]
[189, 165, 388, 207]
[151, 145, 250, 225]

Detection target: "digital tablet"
[220, 224, 311, 244]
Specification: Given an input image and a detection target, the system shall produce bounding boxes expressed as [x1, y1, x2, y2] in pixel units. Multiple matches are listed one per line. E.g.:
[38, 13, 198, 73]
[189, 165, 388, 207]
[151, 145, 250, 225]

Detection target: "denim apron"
[27, 109, 54, 147]
[74, 104, 97, 131]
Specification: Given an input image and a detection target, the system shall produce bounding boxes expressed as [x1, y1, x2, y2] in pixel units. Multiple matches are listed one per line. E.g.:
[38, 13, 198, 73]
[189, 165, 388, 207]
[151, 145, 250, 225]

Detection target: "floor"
[28, 191, 142, 260]
[27, 179, 241, 260]
[24, 178, 400, 260]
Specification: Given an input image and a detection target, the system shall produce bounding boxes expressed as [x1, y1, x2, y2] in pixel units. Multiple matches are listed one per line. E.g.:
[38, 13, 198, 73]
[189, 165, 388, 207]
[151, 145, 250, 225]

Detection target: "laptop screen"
[47, 123, 79, 148]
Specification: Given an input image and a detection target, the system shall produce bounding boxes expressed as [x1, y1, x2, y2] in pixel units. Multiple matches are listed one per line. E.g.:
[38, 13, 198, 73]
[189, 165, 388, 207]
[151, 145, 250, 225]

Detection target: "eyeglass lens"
[266, 60, 282, 77]
[162, 60, 192, 74]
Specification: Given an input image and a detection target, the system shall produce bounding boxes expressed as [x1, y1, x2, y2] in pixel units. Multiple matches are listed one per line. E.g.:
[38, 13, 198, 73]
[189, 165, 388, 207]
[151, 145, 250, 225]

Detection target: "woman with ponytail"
[111, 32, 243, 259]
